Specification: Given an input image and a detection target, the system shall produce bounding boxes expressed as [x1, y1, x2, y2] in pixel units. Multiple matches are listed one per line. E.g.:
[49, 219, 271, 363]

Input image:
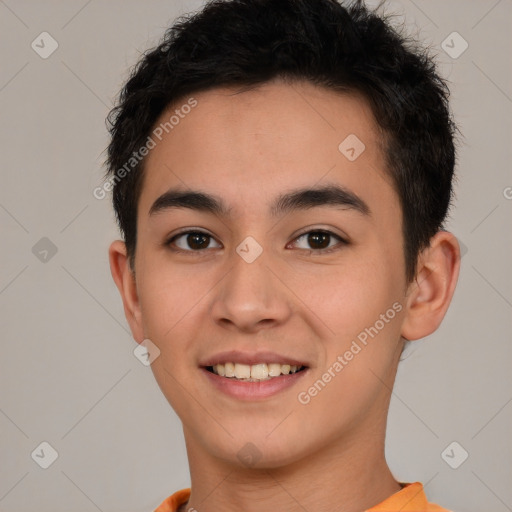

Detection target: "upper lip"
[199, 350, 308, 367]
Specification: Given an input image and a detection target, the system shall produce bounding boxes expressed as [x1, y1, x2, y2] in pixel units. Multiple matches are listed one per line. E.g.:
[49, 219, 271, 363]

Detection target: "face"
[125, 80, 410, 467]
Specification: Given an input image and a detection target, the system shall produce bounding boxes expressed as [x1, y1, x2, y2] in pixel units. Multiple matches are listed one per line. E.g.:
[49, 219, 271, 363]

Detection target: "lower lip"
[201, 367, 309, 400]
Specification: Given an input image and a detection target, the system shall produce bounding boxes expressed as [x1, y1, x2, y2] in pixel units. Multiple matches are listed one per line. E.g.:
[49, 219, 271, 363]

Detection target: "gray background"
[0, 1, 511, 511]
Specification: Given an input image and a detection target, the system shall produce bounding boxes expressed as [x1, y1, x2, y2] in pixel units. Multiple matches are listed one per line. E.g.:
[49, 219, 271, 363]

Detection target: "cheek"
[292, 252, 405, 405]
[288, 255, 401, 343]
[137, 261, 208, 414]
[136, 253, 211, 338]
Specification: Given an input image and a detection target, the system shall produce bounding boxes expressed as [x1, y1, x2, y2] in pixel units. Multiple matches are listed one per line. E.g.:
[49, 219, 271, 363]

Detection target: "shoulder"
[153, 488, 191, 512]
[366, 482, 454, 512]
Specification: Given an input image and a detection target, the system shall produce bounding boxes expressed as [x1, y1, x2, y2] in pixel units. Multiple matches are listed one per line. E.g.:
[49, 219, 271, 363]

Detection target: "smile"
[207, 362, 306, 382]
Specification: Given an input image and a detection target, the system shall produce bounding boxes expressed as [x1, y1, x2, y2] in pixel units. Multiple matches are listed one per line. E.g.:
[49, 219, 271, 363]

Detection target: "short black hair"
[105, 0, 457, 282]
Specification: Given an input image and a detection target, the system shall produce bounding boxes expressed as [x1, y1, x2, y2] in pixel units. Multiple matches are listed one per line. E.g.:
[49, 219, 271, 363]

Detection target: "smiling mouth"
[205, 362, 307, 382]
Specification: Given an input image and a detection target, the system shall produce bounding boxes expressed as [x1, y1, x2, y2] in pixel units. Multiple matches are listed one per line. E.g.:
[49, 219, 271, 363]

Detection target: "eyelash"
[165, 228, 348, 255]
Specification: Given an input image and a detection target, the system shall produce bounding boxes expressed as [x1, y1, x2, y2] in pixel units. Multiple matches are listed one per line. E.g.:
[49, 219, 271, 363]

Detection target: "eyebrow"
[148, 183, 370, 218]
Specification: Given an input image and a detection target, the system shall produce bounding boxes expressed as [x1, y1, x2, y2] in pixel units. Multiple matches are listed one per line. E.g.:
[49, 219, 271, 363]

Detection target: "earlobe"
[401, 231, 461, 341]
[108, 240, 144, 343]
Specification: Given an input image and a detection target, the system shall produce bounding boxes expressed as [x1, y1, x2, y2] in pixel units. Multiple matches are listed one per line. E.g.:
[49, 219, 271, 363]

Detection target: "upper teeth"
[212, 363, 302, 380]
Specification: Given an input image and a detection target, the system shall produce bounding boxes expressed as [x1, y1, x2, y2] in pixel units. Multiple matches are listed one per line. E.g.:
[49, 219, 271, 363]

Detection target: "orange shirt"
[154, 482, 452, 512]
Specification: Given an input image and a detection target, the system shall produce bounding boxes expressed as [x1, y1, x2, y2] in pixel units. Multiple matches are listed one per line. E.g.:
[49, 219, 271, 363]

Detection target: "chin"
[199, 428, 313, 470]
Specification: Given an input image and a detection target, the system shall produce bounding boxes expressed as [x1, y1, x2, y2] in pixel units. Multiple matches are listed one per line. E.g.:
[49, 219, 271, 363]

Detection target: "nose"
[210, 247, 293, 333]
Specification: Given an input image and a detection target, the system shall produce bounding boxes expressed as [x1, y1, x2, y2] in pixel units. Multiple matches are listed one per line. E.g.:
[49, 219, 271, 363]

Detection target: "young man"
[106, 0, 460, 510]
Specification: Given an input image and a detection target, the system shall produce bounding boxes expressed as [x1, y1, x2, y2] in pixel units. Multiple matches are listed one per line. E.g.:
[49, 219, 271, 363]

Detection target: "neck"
[181, 419, 401, 512]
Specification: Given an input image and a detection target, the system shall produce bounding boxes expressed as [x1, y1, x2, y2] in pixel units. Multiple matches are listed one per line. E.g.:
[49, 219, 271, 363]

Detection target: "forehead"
[138, 79, 395, 218]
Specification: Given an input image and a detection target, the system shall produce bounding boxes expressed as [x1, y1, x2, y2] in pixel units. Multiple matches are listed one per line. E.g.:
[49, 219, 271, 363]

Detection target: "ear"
[401, 231, 460, 341]
[108, 240, 144, 343]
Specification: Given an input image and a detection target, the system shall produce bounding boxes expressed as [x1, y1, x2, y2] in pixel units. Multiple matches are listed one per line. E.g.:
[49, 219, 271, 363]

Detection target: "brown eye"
[306, 232, 330, 249]
[167, 230, 221, 251]
[292, 230, 346, 252]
